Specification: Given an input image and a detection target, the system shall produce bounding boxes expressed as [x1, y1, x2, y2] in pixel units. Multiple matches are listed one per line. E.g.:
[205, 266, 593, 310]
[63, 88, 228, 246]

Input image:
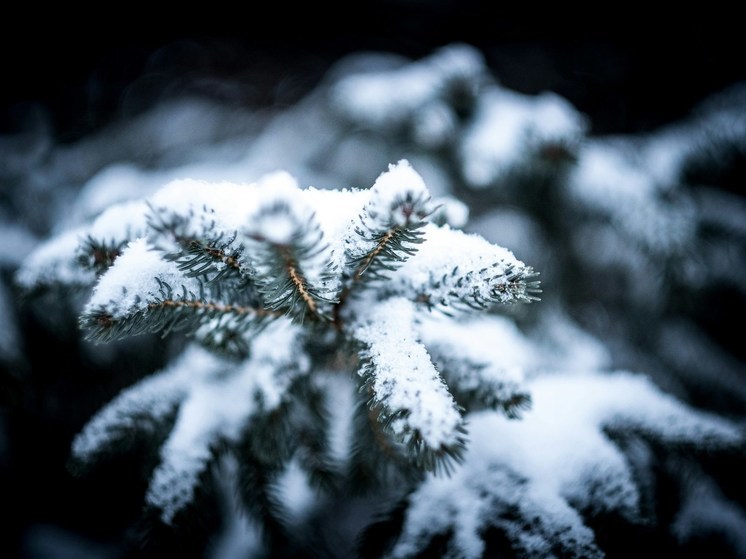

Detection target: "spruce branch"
[76, 235, 125, 275]
[69, 345, 228, 472]
[249, 240, 335, 321]
[430, 353, 531, 417]
[148, 204, 247, 285]
[79, 238, 274, 344]
[13, 38, 746, 559]
[285, 376, 341, 492]
[193, 313, 261, 358]
[113, 320, 308, 525]
[351, 297, 468, 475]
[346, 398, 422, 493]
[334, 160, 434, 328]
[71, 200, 152, 274]
[343, 160, 433, 287]
[417, 313, 536, 417]
[331, 43, 485, 135]
[56, 160, 548, 533]
[159, 230, 266, 315]
[230, 377, 332, 552]
[417, 261, 542, 311]
[374, 370, 745, 559]
[81, 277, 274, 343]
[384, 223, 541, 311]
[167, 234, 243, 281]
[347, 223, 427, 284]
[380, 464, 605, 559]
[334, 222, 427, 328]
[15, 200, 152, 294]
[15, 228, 98, 294]
[243, 198, 339, 323]
[236, 454, 294, 550]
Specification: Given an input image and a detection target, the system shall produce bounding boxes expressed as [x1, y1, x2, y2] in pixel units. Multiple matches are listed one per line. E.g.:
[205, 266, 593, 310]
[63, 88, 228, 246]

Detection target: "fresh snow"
[386, 222, 531, 307]
[74, 319, 308, 524]
[390, 370, 743, 558]
[146, 318, 307, 522]
[352, 296, 463, 449]
[331, 43, 485, 131]
[15, 228, 96, 289]
[568, 140, 695, 254]
[460, 86, 588, 188]
[71, 344, 224, 463]
[363, 159, 431, 227]
[84, 237, 201, 318]
[10, 40, 744, 557]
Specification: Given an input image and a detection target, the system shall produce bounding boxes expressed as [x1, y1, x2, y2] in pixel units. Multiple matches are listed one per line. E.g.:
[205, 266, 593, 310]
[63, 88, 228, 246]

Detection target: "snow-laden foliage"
[9, 42, 746, 559]
[19, 160, 540, 530]
[458, 86, 588, 189]
[352, 297, 466, 465]
[330, 43, 588, 192]
[330, 43, 485, 145]
[328, 42, 746, 420]
[375, 371, 741, 559]
[18, 151, 745, 558]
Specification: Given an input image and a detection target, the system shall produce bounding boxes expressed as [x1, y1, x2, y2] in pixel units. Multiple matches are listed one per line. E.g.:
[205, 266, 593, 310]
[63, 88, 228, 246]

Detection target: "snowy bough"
[72, 158, 538, 478]
[17, 159, 744, 558]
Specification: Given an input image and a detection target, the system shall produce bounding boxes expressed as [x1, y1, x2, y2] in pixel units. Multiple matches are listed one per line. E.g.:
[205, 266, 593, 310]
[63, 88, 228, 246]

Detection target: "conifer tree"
[8, 42, 746, 559]
[16, 157, 744, 558]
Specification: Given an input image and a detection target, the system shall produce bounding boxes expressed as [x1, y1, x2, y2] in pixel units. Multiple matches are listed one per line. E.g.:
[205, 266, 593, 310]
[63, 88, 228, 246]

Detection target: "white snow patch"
[460, 86, 587, 188]
[332, 43, 485, 130]
[85, 237, 200, 317]
[147, 319, 308, 523]
[388, 223, 528, 306]
[72, 344, 223, 462]
[365, 159, 431, 227]
[390, 370, 742, 558]
[16, 228, 95, 288]
[568, 140, 695, 253]
[275, 458, 317, 523]
[467, 371, 742, 514]
[86, 199, 150, 243]
[419, 312, 533, 384]
[243, 174, 309, 245]
[352, 297, 462, 448]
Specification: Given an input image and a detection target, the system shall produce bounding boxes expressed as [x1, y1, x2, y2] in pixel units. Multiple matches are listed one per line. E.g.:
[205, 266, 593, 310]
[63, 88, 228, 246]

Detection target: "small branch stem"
[150, 299, 279, 317]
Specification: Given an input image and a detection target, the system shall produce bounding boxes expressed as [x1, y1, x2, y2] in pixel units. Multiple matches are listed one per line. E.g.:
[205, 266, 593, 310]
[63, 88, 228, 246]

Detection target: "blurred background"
[2, 4, 745, 558]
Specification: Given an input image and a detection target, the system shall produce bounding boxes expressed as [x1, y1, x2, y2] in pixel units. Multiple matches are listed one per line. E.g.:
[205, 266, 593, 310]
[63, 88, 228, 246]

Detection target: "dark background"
[2, 4, 745, 142]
